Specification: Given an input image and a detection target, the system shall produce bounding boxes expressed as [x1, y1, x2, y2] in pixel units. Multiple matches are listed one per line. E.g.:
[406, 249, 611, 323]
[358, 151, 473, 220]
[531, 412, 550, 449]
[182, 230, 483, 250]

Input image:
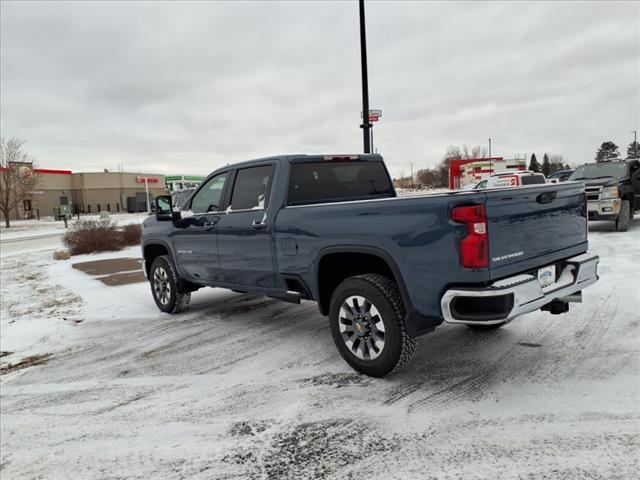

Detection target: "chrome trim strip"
[441, 253, 600, 325]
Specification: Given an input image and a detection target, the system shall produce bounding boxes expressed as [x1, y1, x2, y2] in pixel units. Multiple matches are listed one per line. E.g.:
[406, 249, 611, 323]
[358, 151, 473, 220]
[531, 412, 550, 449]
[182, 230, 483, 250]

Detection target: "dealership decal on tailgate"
[538, 265, 556, 288]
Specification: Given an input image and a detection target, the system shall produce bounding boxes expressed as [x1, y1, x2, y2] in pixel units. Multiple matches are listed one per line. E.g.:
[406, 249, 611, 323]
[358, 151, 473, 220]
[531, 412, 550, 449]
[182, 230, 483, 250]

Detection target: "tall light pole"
[359, 0, 372, 153]
[632, 130, 637, 143]
[488, 137, 492, 173]
[144, 178, 150, 213]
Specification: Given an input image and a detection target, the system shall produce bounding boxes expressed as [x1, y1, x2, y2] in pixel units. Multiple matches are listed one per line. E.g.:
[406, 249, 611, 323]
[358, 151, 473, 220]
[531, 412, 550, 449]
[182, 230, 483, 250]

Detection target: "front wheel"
[615, 199, 630, 232]
[329, 274, 416, 377]
[150, 255, 191, 313]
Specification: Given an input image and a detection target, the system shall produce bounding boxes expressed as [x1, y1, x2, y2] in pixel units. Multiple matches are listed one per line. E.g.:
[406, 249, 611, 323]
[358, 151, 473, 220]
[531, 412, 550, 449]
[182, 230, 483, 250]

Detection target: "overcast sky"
[1, 1, 638, 178]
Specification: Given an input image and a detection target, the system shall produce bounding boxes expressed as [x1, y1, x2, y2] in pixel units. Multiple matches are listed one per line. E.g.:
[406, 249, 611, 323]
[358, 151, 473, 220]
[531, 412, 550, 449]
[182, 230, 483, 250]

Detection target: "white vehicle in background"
[474, 171, 547, 189]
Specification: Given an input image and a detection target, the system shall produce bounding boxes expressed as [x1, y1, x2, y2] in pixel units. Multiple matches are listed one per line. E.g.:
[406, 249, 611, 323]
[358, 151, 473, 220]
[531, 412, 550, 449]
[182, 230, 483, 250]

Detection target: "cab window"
[229, 165, 274, 211]
[190, 173, 228, 213]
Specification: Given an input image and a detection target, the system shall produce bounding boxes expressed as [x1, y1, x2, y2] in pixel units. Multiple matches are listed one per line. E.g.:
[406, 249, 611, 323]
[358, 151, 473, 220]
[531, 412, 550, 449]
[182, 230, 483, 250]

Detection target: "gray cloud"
[1, 0, 638, 178]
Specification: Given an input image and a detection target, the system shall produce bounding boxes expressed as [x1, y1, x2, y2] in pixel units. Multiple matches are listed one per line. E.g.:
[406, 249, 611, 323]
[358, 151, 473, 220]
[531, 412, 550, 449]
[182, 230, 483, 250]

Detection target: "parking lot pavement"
[0, 222, 638, 479]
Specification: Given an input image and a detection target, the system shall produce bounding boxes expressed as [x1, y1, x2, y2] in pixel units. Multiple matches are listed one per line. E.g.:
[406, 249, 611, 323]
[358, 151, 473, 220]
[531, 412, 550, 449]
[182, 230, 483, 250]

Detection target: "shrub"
[122, 224, 142, 246]
[53, 250, 71, 260]
[63, 219, 124, 256]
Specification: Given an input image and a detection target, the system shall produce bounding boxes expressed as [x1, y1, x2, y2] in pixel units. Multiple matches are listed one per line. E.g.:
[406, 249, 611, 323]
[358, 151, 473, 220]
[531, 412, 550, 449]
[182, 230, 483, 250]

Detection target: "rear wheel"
[615, 200, 630, 232]
[329, 274, 416, 377]
[466, 322, 506, 331]
[150, 255, 191, 313]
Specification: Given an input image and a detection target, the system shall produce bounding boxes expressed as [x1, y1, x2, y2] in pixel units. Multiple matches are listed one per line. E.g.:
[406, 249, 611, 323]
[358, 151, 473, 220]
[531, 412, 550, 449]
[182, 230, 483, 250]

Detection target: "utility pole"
[410, 162, 414, 191]
[359, 0, 371, 153]
[488, 137, 492, 173]
[144, 178, 150, 213]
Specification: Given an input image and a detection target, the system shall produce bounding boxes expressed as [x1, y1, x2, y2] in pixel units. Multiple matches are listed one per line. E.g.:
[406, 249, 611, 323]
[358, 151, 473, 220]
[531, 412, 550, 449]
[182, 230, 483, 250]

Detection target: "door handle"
[252, 213, 267, 230]
[204, 216, 220, 230]
[537, 192, 557, 204]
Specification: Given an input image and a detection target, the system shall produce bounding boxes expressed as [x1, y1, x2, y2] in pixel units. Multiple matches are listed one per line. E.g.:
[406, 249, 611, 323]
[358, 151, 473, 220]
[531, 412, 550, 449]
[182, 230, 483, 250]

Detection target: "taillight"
[452, 204, 489, 269]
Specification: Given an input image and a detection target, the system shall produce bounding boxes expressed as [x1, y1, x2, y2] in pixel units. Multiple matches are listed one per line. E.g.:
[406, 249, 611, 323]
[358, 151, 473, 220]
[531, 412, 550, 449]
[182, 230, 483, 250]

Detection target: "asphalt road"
[0, 233, 63, 257]
[1, 220, 638, 479]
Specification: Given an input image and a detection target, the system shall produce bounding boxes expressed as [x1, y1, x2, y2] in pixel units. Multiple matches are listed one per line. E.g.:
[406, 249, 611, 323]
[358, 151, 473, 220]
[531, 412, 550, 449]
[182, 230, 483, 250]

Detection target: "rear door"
[484, 183, 587, 279]
[215, 164, 276, 287]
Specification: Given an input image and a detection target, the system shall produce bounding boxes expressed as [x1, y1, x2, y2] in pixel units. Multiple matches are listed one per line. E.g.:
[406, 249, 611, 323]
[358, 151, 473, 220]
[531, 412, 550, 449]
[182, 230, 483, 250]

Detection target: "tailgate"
[484, 183, 588, 280]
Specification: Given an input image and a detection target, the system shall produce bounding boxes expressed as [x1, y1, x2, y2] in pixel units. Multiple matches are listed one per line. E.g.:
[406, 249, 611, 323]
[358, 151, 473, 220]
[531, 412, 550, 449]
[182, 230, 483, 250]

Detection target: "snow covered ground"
[0, 213, 148, 242]
[0, 220, 638, 479]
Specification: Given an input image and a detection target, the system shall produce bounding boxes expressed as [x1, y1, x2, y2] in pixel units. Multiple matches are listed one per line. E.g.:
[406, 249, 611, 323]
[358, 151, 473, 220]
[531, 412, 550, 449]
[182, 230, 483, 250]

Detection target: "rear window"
[287, 161, 394, 206]
[521, 174, 546, 185]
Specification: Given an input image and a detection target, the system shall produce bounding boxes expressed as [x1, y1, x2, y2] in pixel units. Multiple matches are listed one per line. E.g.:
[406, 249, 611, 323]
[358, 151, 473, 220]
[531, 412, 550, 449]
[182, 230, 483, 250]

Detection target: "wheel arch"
[314, 245, 412, 317]
[621, 190, 635, 205]
[142, 240, 173, 277]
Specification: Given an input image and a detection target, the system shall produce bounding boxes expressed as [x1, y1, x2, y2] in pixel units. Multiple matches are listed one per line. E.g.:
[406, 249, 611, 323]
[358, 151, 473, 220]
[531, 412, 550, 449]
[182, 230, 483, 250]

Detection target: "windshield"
[570, 163, 627, 180]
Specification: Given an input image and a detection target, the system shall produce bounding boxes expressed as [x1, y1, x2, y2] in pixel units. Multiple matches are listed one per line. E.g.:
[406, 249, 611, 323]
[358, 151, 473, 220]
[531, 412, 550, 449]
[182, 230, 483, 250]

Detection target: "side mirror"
[155, 195, 173, 221]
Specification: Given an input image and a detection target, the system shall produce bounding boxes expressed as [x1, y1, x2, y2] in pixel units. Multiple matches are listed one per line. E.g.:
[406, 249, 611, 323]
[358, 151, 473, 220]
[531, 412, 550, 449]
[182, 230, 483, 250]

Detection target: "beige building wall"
[11, 171, 73, 220]
[5, 170, 166, 219]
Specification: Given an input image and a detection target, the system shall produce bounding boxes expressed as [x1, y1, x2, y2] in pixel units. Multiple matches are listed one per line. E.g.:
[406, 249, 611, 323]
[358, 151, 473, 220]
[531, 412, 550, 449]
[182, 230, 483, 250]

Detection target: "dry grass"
[122, 223, 142, 246]
[63, 219, 124, 255]
[62, 220, 142, 255]
[0, 353, 52, 374]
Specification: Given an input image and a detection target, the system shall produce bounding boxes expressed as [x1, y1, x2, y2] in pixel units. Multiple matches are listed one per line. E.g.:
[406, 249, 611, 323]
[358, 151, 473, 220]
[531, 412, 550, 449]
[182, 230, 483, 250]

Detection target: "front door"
[215, 164, 276, 288]
[173, 172, 230, 283]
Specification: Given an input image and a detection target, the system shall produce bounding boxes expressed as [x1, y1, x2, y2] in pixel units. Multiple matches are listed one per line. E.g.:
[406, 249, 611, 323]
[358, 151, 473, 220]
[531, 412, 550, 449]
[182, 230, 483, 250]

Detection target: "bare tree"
[0, 138, 41, 228]
[444, 145, 488, 160]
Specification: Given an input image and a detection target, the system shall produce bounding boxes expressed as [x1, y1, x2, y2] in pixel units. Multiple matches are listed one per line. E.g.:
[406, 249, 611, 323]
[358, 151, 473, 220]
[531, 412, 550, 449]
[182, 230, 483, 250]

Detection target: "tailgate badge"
[492, 251, 524, 263]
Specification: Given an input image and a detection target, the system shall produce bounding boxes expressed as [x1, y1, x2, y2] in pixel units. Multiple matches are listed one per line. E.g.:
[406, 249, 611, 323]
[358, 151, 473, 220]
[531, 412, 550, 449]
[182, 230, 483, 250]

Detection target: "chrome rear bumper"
[441, 253, 600, 325]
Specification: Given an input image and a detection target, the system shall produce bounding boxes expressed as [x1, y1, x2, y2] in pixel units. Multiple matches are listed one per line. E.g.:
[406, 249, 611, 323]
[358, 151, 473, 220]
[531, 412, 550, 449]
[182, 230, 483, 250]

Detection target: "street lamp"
[359, 0, 372, 153]
[488, 137, 492, 173]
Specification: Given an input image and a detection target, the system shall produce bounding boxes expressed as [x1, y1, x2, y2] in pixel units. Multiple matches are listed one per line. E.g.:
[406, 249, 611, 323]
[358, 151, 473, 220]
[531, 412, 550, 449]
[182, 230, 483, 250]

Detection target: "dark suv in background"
[570, 159, 640, 231]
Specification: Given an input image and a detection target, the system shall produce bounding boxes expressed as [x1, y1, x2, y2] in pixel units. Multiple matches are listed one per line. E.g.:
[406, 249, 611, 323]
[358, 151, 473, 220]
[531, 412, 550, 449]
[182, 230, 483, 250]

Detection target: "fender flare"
[314, 245, 440, 337]
[314, 245, 411, 310]
[142, 239, 175, 274]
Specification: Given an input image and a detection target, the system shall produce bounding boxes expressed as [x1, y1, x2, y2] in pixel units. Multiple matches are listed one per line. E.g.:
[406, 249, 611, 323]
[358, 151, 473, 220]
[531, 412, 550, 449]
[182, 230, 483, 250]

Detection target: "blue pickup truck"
[142, 154, 599, 376]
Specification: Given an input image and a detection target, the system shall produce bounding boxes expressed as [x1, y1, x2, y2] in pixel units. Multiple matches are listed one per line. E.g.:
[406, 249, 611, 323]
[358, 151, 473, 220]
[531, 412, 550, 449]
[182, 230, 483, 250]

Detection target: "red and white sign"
[137, 176, 160, 184]
[492, 175, 519, 187]
[361, 109, 382, 122]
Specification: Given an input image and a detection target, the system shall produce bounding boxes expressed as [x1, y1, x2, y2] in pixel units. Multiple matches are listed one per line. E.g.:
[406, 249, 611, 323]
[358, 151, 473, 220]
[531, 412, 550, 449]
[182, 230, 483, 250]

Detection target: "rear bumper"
[441, 253, 600, 325]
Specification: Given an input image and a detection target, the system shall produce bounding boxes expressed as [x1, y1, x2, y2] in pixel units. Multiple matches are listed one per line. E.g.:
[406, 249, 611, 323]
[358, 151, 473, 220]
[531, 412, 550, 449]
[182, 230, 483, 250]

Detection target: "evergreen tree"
[528, 153, 540, 172]
[541, 153, 551, 176]
[627, 140, 640, 159]
[595, 141, 620, 162]
[565, 163, 571, 170]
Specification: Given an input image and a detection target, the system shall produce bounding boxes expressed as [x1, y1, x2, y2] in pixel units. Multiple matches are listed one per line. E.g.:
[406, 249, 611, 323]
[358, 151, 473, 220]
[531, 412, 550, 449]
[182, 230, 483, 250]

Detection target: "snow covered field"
[0, 220, 638, 479]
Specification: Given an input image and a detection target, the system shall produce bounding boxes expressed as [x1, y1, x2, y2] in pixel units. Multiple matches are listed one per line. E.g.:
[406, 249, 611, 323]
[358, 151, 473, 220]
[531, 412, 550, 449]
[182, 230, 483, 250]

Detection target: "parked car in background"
[569, 159, 640, 231]
[474, 171, 547, 189]
[171, 188, 196, 211]
[142, 154, 599, 376]
[547, 169, 574, 184]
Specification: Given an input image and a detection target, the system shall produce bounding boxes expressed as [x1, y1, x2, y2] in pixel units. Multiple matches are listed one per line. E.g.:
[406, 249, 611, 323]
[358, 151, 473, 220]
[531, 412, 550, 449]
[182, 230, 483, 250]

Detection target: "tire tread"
[152, 255, 191, 313]
[341, 273, 416, 375]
